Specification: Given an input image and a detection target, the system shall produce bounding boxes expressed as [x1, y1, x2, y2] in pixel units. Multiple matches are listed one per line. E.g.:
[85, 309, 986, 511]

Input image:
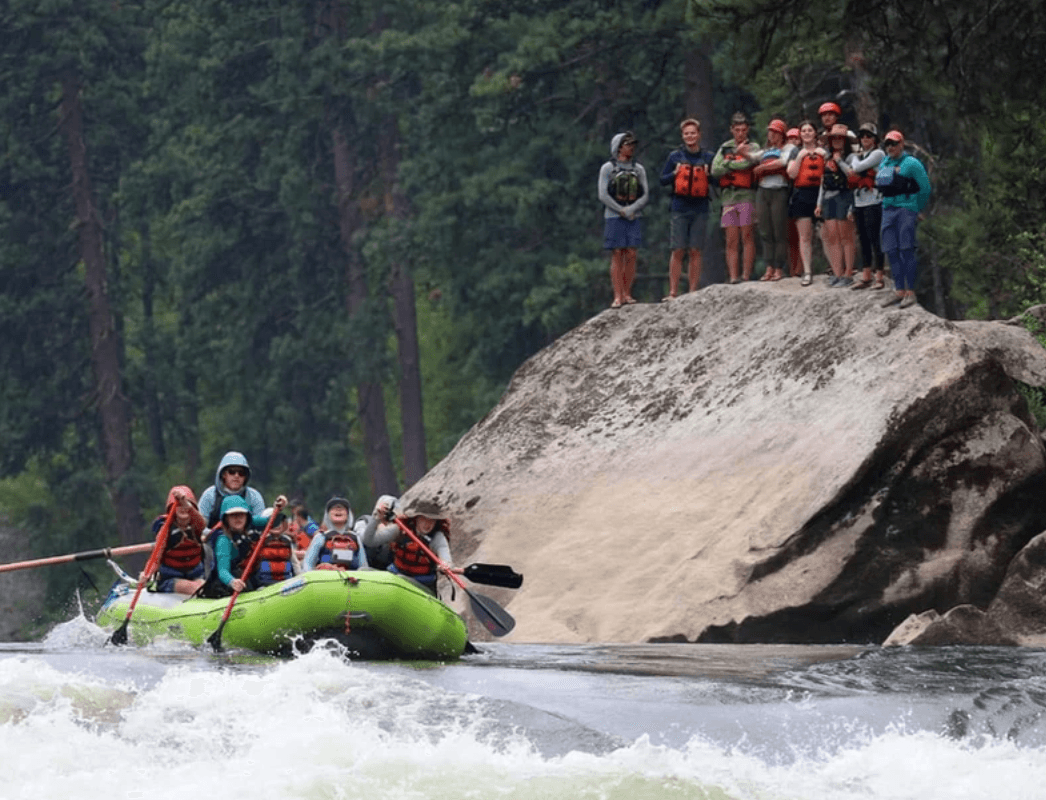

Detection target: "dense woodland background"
[3, 0, 1046, 618]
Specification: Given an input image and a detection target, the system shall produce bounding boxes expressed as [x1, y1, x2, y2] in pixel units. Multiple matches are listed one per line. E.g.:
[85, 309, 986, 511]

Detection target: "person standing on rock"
[598, 131, 649, 309]
[786, 121, 826, 286]
[876, 129, 932, 309]
[849, 123, 887, 291]
[659, 118, 713, 300]
[753, 118, 792, 283]
[711, 112, 759, 283]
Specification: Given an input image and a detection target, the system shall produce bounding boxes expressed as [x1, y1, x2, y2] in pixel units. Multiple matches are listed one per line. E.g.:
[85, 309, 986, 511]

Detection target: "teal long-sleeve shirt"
[879, 153, 931, 213]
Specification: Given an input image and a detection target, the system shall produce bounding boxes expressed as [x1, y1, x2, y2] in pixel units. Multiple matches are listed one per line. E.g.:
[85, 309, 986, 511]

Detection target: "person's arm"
[214, 535, 236, 587]
[597, 162, 626, 214]
[352, 521, 370, 569]
[363, 520, 401, 547]
[709, 144, 727, 179]
[907, 158, 932, 213]
[430, 532, 452, 567]
[247, 488, 266, 516]
[786, 149, 803, 181]
[303, 533, 326, 571]
[197, 488, 215, 525]
[850, 148, 883, 173]
[659, 152, 679, 187]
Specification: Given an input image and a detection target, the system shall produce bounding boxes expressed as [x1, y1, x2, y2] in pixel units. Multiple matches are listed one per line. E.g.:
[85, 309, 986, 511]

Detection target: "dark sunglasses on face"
[225, 468, 247, 477]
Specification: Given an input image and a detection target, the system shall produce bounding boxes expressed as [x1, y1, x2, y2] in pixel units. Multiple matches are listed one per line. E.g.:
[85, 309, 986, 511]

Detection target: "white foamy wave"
[2, 648, 1045, 800]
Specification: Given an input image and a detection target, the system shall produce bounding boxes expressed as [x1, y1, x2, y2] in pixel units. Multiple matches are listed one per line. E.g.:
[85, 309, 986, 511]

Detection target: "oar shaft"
[0, 543, 154, 574]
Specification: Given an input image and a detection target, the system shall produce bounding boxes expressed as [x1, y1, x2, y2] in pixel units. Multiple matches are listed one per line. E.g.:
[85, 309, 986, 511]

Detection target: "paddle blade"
[467, 590, 516, 637]
[463, 563, 523, 589]
[109, 620, 130, 647]
[206, 623, 226, 653]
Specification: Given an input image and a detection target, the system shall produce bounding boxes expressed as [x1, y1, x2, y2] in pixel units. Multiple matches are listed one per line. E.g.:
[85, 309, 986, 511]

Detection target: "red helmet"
[818, 102, 841, 117]
[786, 128, 800, 139]
[767, 119, 788, 136]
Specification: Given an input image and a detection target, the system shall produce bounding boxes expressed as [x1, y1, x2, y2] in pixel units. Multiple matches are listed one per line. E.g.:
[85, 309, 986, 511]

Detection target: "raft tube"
[96, 569, 468, 660]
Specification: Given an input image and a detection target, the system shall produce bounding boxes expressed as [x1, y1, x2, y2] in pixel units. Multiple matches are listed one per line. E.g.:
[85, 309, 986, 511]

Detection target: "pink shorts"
[720, 201, 755, 228]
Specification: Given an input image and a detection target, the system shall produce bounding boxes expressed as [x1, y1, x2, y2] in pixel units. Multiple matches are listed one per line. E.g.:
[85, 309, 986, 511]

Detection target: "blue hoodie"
[197, 451, 266, 526]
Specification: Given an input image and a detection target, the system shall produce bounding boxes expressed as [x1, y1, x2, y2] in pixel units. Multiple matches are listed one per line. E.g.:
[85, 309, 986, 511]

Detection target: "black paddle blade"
[109, 621, 130, 646]
[463, 563, 523, 589]
[467, 590, 516, 637]
[206, 623, 226, 653]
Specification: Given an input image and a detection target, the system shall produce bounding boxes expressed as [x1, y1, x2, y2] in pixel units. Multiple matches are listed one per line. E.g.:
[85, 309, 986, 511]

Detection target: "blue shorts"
[156, 562, 205, 593]
[670, 210, 708, 250]
[880, 206, 918, 252]
[603, 216, 643, 250]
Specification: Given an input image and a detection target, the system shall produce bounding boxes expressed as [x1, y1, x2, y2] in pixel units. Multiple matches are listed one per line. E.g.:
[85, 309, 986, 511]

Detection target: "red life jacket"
[793, 151, 825, 188]
[850, 166, 876, 190]
[674, 161, 709, 198]
[160, 526, 204, 572]
[252, 534, 295, 584]
[391, 521, 449, 577]
[717, 149, 754, 189]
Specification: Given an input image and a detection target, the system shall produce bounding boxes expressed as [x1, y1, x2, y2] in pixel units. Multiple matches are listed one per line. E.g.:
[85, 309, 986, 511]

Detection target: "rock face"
[402, 284, 1046, 644]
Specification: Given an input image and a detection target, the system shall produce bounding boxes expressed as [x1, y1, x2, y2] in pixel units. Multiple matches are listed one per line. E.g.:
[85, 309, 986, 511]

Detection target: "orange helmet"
[819, 101, 841, 117]
[767, 119, 788, 136]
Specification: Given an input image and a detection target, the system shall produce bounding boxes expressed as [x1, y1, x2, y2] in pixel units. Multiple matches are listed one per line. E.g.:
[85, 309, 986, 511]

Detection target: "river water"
[2, 614, 1044, 799]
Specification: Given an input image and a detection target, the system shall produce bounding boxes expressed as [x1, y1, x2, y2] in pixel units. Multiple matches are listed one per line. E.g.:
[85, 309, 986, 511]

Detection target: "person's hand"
[814, 206, 822, 218]
[230, 578, 246, 592]
[274, 495, 288, 509]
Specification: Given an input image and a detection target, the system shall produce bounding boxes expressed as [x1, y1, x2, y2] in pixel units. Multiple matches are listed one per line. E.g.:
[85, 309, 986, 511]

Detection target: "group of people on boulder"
[140, 451, 453, 599]
[598, 103, 932, 310]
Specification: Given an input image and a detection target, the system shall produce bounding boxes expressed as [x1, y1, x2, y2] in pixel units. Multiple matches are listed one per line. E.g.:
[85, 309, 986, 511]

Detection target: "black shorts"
[788, 186, 819, 219]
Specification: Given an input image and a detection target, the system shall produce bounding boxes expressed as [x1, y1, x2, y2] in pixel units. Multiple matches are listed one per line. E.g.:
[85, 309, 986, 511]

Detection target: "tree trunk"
[59, 72, 143, 546]
[379, 115, 428, 486]
[844, 35, 878, 126]
[331, 126, 399, 497]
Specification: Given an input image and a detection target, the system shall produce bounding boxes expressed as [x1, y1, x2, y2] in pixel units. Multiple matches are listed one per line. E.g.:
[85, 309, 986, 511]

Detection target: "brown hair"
[680, 118, 701, 132]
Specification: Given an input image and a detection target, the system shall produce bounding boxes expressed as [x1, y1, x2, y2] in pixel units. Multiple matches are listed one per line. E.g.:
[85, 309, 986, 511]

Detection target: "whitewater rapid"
[1, 616, 1044, 799]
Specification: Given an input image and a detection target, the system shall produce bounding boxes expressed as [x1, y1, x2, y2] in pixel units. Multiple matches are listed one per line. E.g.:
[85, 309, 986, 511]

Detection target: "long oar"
[459, 563, 523, 589]
[0, 543, 154, 574]
[207, 500, 285, 652]
[110, 503, 176, 646]
[393, 517, 515, 636]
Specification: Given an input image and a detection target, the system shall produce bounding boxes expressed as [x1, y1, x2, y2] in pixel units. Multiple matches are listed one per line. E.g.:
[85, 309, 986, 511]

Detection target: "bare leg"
[741, 224, 756, 281]
[687, 248, 703, 292]
[843, 218, 857, 277]
[725, 226, 740, 282]
[623, 248, 637, 302]
[610, 250, 625, 306]
[796, 218, 814, 276]
[667, 249, 683, 297]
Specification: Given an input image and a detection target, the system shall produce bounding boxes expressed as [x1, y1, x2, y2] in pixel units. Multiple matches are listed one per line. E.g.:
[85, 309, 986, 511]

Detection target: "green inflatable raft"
[96, 569, 469, 660]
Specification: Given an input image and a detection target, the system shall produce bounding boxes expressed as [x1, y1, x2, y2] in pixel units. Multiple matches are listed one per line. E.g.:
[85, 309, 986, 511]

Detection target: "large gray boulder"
[403, 286, 1046, 644]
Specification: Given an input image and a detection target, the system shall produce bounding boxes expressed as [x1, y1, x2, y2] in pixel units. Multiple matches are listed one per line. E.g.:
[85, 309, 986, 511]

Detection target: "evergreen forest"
[2, 0, 1046, 615]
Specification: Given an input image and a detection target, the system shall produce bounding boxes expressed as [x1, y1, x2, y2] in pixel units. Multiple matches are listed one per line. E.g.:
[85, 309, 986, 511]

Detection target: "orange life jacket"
[793, 151, 825, 188]
[718, 149, 754, 189]
[159, 527, 204, 572]
[391, 521, 449, 577]
[674, 162, 709, 198]
[850, 166, 876, 190]
[251, 533, 295, 586]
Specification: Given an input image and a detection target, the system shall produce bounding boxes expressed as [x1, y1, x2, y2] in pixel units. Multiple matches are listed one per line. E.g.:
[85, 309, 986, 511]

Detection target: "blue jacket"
[197, 451, 266, 526]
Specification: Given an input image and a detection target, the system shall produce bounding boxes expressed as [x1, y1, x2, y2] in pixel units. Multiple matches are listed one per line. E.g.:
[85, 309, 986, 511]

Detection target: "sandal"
[624, 296, 637, 305]
[661, 294, 677, 303]
[871, 279, 885, 290]
[850, 279, 871, 291]
[760, 271, 773, 282]
[800, 274, 812, 287]
[610, 300, 622, 309]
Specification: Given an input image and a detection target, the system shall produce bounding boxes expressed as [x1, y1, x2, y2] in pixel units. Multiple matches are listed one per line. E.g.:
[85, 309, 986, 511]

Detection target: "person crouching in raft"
[303, 496, 368, 571]
[141, 485, 208, 596]
[363, 497, 452, 595]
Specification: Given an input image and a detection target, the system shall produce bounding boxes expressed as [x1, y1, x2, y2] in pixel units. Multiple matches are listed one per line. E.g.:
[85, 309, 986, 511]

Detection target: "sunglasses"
[885, 139, 903, 146]
[224, 468, 247, 477]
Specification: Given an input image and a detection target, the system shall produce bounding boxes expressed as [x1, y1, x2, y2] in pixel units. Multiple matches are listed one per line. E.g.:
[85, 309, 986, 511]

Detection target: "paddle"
[207, 499, 285, 652]
[459, 563, 523, 589]
[110, 502, 176, 646]
[393, 517, 515, 636]
[0, 543, 154, 574]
